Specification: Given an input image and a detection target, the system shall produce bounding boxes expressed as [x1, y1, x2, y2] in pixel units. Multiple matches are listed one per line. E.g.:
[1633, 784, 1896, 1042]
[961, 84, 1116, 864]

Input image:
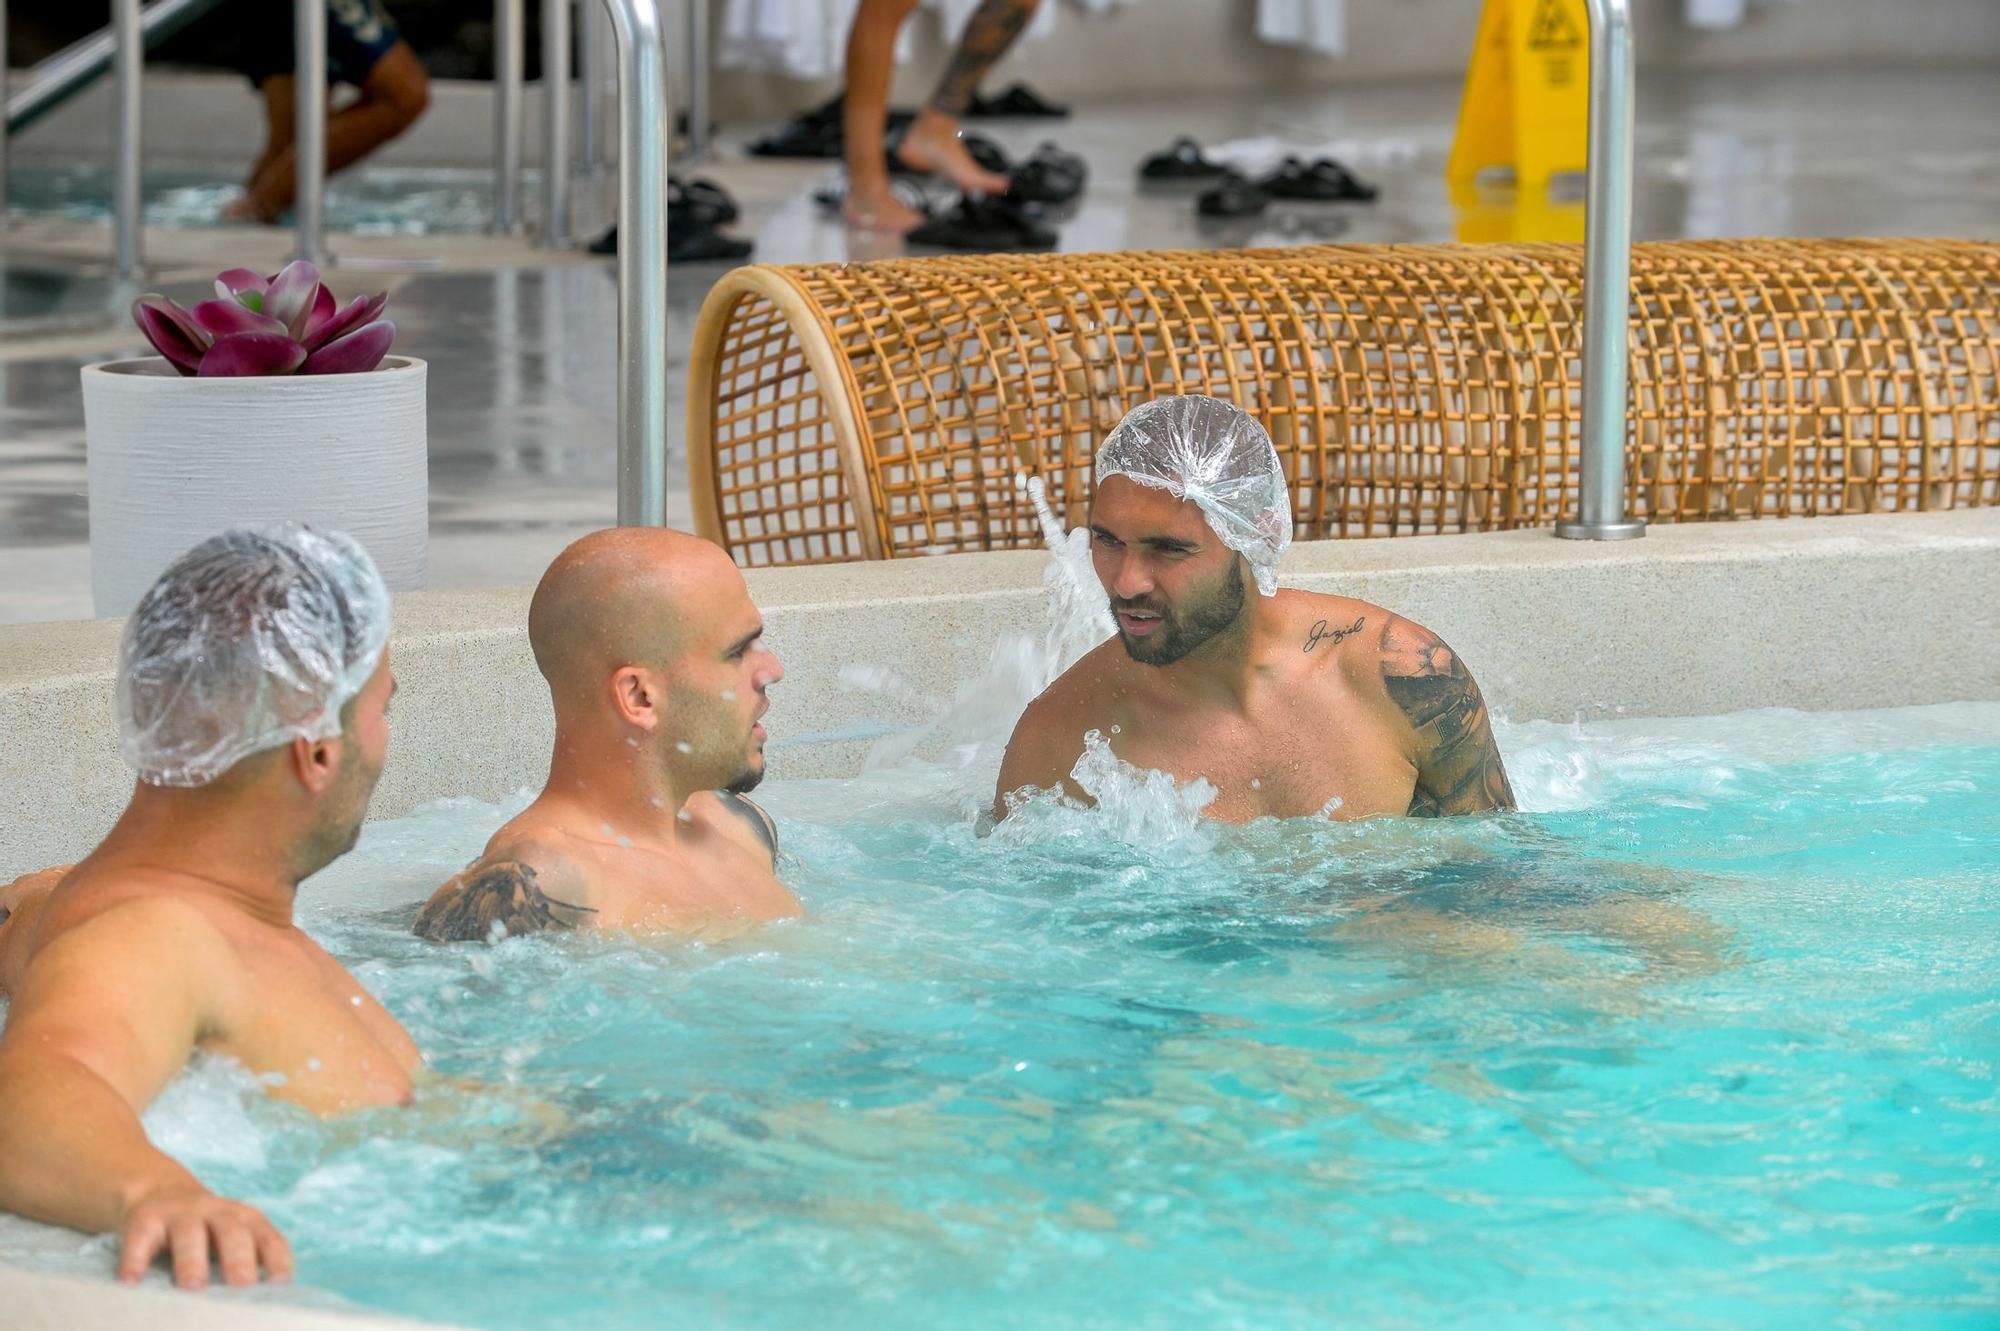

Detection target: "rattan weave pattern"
[686, 240, 2000, 566]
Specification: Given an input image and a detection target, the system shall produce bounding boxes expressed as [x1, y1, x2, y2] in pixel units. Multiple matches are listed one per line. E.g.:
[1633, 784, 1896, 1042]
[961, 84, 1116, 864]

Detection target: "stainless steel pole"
[111, 0, 142, 278]
[7, 0, 233, 137]
[603, 0, 670, 527]
[293, 0, 328, 265]
[1556, 0, 1643, 540]
[1, 0, 11, 226]
[540, 0, 572, 247]
[493, 0, 524, 233]
[578, 0, 601, 171]
[684, 0, 709, 164]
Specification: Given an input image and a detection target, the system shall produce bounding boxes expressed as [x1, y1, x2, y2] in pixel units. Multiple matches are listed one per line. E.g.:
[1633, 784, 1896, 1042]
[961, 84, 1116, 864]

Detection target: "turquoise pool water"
[3, 163, 519, 235]
[10, 702, 2000, 1329]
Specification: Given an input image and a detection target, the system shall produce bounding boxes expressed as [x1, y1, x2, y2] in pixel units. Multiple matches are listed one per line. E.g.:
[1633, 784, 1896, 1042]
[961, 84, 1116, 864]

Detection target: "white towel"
[1255, 0, 1345, 57]
[1684, 0, 1749, 28]
[719, 0, 1098, 80]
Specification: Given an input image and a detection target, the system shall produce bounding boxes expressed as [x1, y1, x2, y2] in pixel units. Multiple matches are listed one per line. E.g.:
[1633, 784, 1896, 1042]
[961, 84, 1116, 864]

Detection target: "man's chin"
[726, 758, 765, 795]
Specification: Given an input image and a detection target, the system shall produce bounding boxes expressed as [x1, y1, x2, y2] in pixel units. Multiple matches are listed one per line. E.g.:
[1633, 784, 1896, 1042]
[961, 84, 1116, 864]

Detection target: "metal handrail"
[541, 0, 572, 247]
[1556, 0, 1645, 540]
[684, 0, 710, 164]
[3, 0, 230, 135]
[293, 0, 329, 265]
[112, 0, 142, 278]
[494, 0, 525, 233]
[602, 0, 671, 526]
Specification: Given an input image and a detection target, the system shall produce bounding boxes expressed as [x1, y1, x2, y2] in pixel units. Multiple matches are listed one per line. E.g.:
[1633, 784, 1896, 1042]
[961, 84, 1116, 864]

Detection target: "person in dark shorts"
[226, 0, 430, 223]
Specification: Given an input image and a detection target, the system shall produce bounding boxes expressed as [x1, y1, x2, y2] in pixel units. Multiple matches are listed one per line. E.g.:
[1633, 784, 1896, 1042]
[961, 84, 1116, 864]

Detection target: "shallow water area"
[6, 701, 1999, 1330]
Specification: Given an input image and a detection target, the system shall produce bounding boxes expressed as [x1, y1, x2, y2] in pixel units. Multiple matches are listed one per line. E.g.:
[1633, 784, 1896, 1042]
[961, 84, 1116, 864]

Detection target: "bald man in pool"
[0, 525, 420, 1292]
[996, 396, 1515, 823]
[412, 528, 799, 943]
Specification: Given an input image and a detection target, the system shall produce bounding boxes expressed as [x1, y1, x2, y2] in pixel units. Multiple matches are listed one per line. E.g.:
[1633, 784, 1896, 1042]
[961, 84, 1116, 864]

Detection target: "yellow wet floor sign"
[1447, 0, 1590, 191]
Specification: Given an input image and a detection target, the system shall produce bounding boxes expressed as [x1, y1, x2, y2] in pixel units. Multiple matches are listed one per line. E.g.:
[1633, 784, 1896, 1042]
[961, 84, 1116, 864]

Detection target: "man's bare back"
[999, 589, 1514, 822]
[414, 791, 799, 941]
[10, 861, 419, 1115]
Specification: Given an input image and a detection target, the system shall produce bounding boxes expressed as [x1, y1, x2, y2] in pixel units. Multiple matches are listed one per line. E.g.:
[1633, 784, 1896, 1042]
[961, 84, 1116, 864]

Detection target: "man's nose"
[758, 650, 784, 689]
[1110, 552, 1153, 601]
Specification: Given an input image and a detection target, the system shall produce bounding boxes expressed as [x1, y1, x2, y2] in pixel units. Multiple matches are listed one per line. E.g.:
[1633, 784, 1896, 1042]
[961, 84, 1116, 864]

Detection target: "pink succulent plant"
[132, 261, 395, 378]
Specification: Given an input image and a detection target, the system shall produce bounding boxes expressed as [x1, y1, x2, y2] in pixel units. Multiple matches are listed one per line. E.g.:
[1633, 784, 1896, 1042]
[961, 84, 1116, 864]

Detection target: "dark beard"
[725, 766, 765, 794]
[1115, 558, 1247, 667]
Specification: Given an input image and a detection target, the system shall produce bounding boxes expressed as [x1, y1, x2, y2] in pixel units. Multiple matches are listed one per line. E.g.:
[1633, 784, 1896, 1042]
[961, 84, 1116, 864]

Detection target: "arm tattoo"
[413, 860, 596, 944]
[1381, 624, 1516, 817]
[929, 0, 1039, 116]
[1304, 616, 1366, 653]
[715, 791, 780, 866]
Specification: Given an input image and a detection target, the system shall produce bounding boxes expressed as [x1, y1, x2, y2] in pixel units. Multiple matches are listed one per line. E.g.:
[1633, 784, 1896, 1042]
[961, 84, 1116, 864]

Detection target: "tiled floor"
[2, 65, 1996, 623]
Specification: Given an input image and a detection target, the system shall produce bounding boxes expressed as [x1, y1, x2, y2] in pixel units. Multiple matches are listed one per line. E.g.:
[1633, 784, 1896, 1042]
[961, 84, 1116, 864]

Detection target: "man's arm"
[0, 899, 292, 1288]
[413, 848, 597, 944]
[992, 696, 1090, 821]
[1377, 617, 1516, 817]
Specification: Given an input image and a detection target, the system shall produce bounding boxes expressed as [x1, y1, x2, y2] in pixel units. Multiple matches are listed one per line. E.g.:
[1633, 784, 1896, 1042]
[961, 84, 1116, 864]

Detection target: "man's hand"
[118, 1180, 293, 1289]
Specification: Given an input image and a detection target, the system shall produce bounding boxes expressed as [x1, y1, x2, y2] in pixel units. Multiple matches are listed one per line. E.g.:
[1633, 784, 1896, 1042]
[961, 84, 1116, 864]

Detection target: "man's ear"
[611, 666, 664, 731]
[289, 734, 342, 795]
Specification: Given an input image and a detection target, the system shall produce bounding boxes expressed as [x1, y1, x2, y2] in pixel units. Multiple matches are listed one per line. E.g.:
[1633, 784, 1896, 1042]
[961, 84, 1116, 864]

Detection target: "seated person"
[996, 395, 1516, 823]
[413, 528, 799, 942]
[0, 526, 418, 1290]
[227, 0, 431, 223]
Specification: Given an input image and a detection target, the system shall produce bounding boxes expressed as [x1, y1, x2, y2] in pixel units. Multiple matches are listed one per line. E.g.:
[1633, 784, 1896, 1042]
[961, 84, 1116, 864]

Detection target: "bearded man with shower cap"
[0, 525, 417, 1290]
[996, 394, 1515, 823]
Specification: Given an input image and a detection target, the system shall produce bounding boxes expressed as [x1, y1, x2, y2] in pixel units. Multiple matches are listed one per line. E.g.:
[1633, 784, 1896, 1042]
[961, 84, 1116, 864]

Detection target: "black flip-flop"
[1140, 136, 1226, 182]
[1008, 142, 1087, 205]
[670, 176, 739, 227]
[668, 225, 754, 263]
[750, 96, 916, 159]
[907, 195, 1057, 251]
[1256, 156, 1379, 202]
[967, 82, 1070, 119]
[1196, 170, 1269, 218]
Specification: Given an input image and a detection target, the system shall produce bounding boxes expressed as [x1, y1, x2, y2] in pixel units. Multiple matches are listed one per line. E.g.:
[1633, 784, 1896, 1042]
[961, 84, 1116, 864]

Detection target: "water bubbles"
[600, 822, 616, 837]
[675, 742, 693, 755]
[1012, 1061, 1029, 1072]
[306, 1057, 323, 1072]
[350, 995, 363, 1006]
[649, 795, 666, 808]
[625, 736, 640, 748]
[617, 835, 634, 849]
[1248, 778, 1261, 790]
[485, 920, 509, 945]
[677, 809, 694, 823]
[1318, 795, 1345, 817]
[720, 690, 737, 702]
[1110, 724, 1122, 734]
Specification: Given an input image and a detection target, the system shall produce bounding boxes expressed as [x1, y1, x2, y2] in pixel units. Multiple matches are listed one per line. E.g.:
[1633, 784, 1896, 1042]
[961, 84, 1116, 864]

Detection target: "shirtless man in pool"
[412, 528, 798, 942]
[996, 395, 1515, 823]
[0, 526, 420, 1290]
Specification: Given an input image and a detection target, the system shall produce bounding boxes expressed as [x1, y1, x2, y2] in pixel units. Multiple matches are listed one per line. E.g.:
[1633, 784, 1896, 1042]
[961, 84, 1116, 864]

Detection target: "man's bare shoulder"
[412, 834, 598, 944]
[7, 888, 238, 1012]
[1276, 590, 1396, 666]
[996, 638, 1128, 803]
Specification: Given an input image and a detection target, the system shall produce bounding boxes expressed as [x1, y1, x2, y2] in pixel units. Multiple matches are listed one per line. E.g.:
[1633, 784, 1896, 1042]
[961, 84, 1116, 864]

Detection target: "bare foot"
[222, 192, 279, 225]
[842, 187, 925, 235]
[893, 109, 1010, 197]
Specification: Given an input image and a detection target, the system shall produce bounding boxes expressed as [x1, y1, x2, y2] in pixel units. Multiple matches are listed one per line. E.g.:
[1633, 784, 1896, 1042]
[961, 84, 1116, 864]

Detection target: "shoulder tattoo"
[413, 860, 597, 944]
[1380, 621, 1517, 817]
[1304, 615, 1366, 654]
[714, 791, 779, 865]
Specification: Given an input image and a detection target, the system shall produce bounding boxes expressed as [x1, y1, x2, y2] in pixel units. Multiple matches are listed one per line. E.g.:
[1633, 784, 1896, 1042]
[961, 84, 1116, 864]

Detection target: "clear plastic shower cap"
[1094, 394, 1292, 596]
[117, 524, 392, 788]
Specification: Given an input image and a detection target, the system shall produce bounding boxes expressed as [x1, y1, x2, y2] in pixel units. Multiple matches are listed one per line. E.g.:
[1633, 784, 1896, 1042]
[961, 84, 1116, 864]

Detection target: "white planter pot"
[81, 355, 428, 617]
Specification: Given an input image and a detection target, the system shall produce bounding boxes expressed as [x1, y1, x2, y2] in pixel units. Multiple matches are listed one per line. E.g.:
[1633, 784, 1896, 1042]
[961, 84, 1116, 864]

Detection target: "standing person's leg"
[841, 0, 925, 232]
[894, 0, 1040, 191]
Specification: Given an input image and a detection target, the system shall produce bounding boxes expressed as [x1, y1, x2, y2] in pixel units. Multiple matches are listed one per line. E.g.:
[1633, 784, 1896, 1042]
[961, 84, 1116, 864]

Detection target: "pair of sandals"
[1198, 157, 1378, 218]
[587, 176, 752, 262]
[965, 82, 1069, 119]
[750, 95, 917, 159]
